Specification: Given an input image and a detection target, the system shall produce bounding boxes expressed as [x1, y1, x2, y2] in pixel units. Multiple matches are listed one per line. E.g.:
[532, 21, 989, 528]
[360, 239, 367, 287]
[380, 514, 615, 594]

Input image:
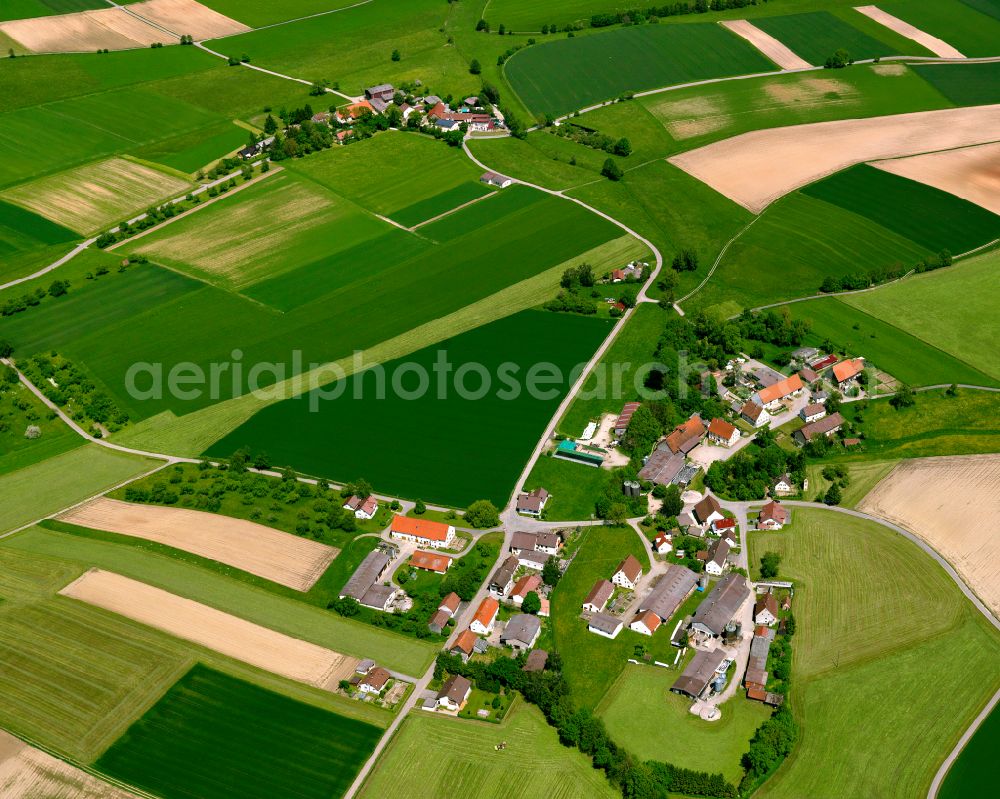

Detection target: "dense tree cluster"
[705, 436, 805, 500]
[464, 499, 500, 528]
[545, 263, 600, 314]
[591, 0, 762, 28]
[550, 124, 632, 157]
[20, 352, 128, 433]
[819, 250, 951, 293]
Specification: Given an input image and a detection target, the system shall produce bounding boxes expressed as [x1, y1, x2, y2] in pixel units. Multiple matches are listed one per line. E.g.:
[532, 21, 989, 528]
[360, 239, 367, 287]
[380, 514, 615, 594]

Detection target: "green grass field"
[842, 248, 1000, 383]
[750, 508, 1000, 798]
[521, 454, 607, 521]
[199, 0, 363, 27]
[939, 700, 1000, 799]
[800, 165, 1000, 256]
[840, 389, 1000, 459]
[803, 459, 898, 507]
[133, 121, 251, 174]
[881, 0, 1000, 56]
[597, 666, 771, 783]
[359, 701, 618, 798]
[6, 524, 438, 676]
[97, 664, 382, 799]
[0, 0, 129, 23]
[753, 10, 929, 63]
[0, 198, 77, 254]
[207, 309, 613, 507]
[505, 22, 775, 118]
[550, 525, 665, 709]
[0, 446, 156, 533]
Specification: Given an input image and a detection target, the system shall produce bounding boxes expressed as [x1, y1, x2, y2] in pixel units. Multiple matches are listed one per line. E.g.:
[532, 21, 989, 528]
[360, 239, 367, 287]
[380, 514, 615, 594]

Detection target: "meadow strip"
[60, 569, 362, 689]
[854, 5, 965, 58]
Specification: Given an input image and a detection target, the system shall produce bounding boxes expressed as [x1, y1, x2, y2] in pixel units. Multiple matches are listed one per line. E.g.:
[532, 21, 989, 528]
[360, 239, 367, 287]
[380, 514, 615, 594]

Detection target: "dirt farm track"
[859, 454, 1000, 618]
[58, 497, 338, 591]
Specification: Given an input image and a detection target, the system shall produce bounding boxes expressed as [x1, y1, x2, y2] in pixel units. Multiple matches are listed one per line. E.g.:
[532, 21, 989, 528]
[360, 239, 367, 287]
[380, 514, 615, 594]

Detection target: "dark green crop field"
[801, 165, 1000, 255]
[912, 61, 1000, 105]
[753, 10, 922, 63]
[392, 182, 492, 228]
[505, 22, 775, 118]
[96, 664, 382, 799]
[881, 0, 1000, 57]
[0, 199, 78, 255]
[940, 701, 1000, 799]
[207, 309, 613, 507]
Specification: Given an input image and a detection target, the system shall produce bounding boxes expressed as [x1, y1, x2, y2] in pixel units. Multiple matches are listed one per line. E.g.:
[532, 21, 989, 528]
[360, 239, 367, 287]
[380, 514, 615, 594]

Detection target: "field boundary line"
[408, 190, 495, 230]
[676, 213, 761, 305]
[228, 0, 374, 35]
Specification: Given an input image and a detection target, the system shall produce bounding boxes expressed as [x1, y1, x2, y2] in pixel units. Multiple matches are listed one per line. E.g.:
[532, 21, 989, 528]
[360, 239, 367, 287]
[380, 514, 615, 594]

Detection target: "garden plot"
[871, 141, 1000, 216]
[719, 20, 812, 70]
[669, 104, 1000, 212]
[859, 454, 1000, 617]
[61, 569, 362, 689]
[855, 5, 965, 58]
[0, 730, 138, 799]
[58, 497, 338, 591]
[1, 157, 190, 235]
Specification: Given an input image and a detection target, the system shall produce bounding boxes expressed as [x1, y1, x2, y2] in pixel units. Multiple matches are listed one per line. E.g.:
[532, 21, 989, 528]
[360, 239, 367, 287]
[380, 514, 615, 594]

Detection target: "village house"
[390, 515, 456, 549]
[470, 597, 499, 635]
[517, 549, 550, 571]
[358, 667, 391, 695]
[707, 418, 740, 447]
[614, 402, 641, 438]
[630, 610, 661, 636]
[488, 555, 519, 598]
[355, 659, 375, 676]
[794, 412, 845, 445]
[516, 487, 550, 517]
[501, 614, 541, 650]
[612, 554, 643, 590]
[799, 403, 827, 424]
[480, 171, 513, 188]
[449, 629, 477, 661]
[364, 83, 395, 103]
[740, 400, 771, 428]
[754, 593, 779, 626]
[358, 584, 397, 612]
[753, 374, 804, 411]
[339, 549, 392, 601]
[689, 573, 751, 638]
[638, 564, 697, 623]
[582, 579, 614, 614]
[510, 530, 561, 558]
[410, 550, 452, 574]
[653, 531, 673, 555]
[437, 674, 472, 711]
[509, 573, 542, 606]
[772, 474, 795, 496]
[343, 494, 378, 520]
[428, 608, 451, 634]
[692, 495, 724, 528]
[705, 537, 731, 577]
[711, 517, 737, 540]
[798, 366, 819, 384]
[665, 415, 707, 455]
[832, 358, 865, 390]
[534, 531, 561, 555]
[439, 592, 460, 617]
[335, 99, 374, 124]
[588, 612, 624, 639]
[671, 648, 728, 699]
[757, 500, 788, 530]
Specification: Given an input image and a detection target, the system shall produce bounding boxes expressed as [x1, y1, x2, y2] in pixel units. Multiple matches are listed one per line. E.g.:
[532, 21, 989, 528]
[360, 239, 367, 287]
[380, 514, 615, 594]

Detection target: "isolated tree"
[613, 137, 632, 156]
[464, 499, 500, 528]
[946, 383, 959, 397]
[522, 591, 542, 615]
[824, 483, 842, 506]
[469, 58, 481, 74]
[659, 484, 683, 518]
[391, 48, 401, 61]
[889, 384, 916, 410]
[414, 498, 427, 514]
[601, 158, 623, 181]
[824, 48, 852, 69]
[24, 425, 41, 440]
[542, 557, 561, 587]
[760, 551, 782, 579]
[498, 23, 506, 35]
[671, 249, 698, 272]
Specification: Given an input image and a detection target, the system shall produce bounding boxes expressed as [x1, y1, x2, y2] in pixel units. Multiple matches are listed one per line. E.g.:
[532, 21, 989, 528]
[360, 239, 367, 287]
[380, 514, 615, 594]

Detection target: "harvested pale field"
[871, 141, 1000, 216]
[859, 454, 1000, 617]
[855, 6, 965, 59]
[0, 730, 138, 799]
[0, 8, 169, 53]
[652, 96, 730, 140]
[129, 0, 250, 40]
[58, 497, 338, 591]
[1, 158, 190, 235]
[60, 570, 362, 689]
[719, 20, 812, 70]
[669, 104, 1000, 212]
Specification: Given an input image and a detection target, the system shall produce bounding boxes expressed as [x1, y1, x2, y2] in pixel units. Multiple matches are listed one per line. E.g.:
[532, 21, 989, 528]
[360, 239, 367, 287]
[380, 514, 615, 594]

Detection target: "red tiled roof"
[811, 354, 838, 370]
[411, 550, 452, 573]
[665, 415, 706, 454]
[634, 611, 661, 632]
[391, 515, 451, 541]
[452, 629, 476, 655]
[472, 597, 499, 628]
[756, 374, 803, 405]
[511, 573, 542, 599]
[832, 358, 864, 383]
[708, 418, 737, 440]
[714, 517, 737, 530]
[759, 500, 788, 524]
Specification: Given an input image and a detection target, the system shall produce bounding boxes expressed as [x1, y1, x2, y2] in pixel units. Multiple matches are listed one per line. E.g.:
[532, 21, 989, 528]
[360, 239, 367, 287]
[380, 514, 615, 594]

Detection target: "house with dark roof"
[489, 555, 519, 598]
[339, 550, 392, 601]
[516, 487, 550, 517]
[588, 612, 624, 639]
[612, 555, 643, 589]
[692, 495, 724, 527]
[799, 403, 827, 424]
[705, 538, 731, 577]
[740, 400, 771, 428]
[671, 648, 727, 699]
[365, 83, 395, 102]
[517, 550, 550, 571]
[437, 675, 471, 711]
[690, 573, 751, 637]
[754, 593, 779, 626]
[359, 667, 391, 694]
[480, 171, 512, 188]
[638, 564, 697, 621]
[428, 608, 452, 634]
[772, 473, 795, 496]
[638, 445, 685, 486]
[359, 583, 397, 612]
[582, 579, 614, 614]
[614, 401, 641, 437]
[794, 412, 845, 444]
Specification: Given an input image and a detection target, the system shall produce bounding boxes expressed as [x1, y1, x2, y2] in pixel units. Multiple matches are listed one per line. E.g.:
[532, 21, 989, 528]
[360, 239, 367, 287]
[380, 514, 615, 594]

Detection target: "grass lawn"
[206, 310, 614, 508]
[358, 701, 619, 799]
[199, 0, 363, 27]
[881, 0, 1000, 56]
[466, 135, 597, 192]
[5, 525, 437, 676]
[802, 459, 898, 507]
[550, 525, 662, 709]
[505, 22, 774, 118]
[839, 389, 1000, 460]
[778, 297, 999, 388]
[596, 665, 771, 783]
[521, 455, 607, 521]
[0, 445, 157, 534]
[939, 700, 1000, 799]
[96, 664, 382, 799]
[842, 248, 1000, 383]
[749, 508, 1000, 799]
[800, 165, 1000, 256]
[133, 120, 251, 174]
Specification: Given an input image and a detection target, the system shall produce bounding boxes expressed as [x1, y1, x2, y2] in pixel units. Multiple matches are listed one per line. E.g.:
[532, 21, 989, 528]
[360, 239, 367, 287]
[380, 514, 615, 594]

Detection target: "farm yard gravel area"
[61, 569, 363, 689]
[58, 498, 338, 591]
[669, 104, 1000, 212]
[859, 454, 1000, 618]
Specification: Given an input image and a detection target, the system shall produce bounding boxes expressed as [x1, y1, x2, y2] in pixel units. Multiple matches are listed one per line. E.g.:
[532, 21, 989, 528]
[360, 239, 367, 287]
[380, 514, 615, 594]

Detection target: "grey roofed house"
[473, 637, 489, 654]
[518, 550, 550, 569]
[671, 648, 727, 698]
[359, 583, 396, 611]
[339, 550, 391, 600]
[690, 573, 751, 637]
[638, 565, 698, 621]
[424, 95, 442, 105]
[523, 649, 548, 672]
[501, 614, 541, 649]
[583, 579, 615, 612]
[536, 531, 560, 551]
[364, 83, 394, 100]
[510, 531, 538, 553]
[355, 658, 375, 675]
[588, 612, 623, 636]
[428, 608, 451, 634]
[369, 96, 389, 114]
[677, 511, 695, 529]
[638, 445, 685, 486]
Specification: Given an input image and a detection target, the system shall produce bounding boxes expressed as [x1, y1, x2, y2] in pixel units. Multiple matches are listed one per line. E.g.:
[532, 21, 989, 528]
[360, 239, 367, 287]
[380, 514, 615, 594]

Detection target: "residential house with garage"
[740, 400, 771, 428]
[693, 495, 724, 528]
[705, 537, 731, 577]
[437, 675, 472, 711]
[831, 358, 865, 390]
[358, 667, 391, 695]
[516, 488, 550, 517]
[501, 614, 541, 650]
[754, 593, 779, 626]
[343, 495, 378, 520]
[799, 403, 827, 424]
